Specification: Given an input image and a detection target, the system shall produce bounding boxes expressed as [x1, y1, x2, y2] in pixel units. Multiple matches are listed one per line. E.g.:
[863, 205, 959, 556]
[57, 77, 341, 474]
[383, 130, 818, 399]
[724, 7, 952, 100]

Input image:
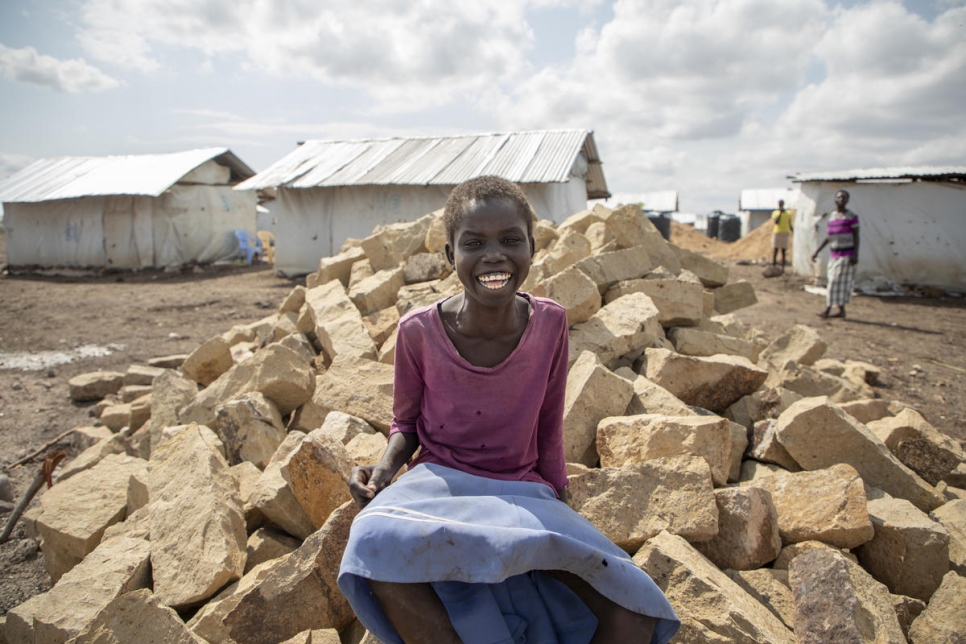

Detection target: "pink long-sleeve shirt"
[389, 293, 570, 494]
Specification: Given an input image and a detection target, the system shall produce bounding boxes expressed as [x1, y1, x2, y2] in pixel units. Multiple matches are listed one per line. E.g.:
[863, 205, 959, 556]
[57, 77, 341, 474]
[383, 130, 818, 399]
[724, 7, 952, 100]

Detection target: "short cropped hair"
[443, 175, 535, 244]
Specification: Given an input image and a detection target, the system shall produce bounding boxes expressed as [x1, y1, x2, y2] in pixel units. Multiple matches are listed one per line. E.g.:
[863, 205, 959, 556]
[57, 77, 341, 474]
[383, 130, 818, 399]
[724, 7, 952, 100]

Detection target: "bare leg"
[367, 580, 462, 644]
[549, 571, 657, 643]
[772, 248, 778, 266]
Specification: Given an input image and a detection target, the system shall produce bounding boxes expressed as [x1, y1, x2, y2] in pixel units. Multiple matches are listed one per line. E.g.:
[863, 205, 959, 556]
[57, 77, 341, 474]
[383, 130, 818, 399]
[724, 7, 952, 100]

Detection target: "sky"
[1, 0, 964, 215]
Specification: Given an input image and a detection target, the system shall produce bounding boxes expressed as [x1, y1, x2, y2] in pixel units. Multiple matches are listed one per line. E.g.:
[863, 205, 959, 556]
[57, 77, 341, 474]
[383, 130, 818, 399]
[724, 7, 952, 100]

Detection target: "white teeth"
[478, 272, 511, 290]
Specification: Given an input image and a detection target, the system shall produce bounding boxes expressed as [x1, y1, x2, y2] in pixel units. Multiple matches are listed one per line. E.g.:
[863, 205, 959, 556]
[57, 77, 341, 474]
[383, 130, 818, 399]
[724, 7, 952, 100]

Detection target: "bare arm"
[348, 431, 420, 508]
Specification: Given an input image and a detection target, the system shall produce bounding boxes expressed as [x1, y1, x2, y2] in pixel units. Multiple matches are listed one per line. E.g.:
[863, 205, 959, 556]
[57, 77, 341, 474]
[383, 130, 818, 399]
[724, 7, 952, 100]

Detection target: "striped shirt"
[827, 210, 859, 258]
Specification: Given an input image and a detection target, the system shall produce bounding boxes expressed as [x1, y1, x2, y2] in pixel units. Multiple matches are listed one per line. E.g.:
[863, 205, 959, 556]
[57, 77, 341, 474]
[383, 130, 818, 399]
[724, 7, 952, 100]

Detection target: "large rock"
[530, 267, 601, 325]
[774, 397, 945, 512]
[182, 336, 234, 387]
[37, 454, 147, 581]
[868, 408, 966, 486]
[180, 343, 316, 429]
[282, 432, 354, 531]
[310, 355, 394, 434]
[634, 530, 796, 643]
[68, 588, 204, 644]
[144, 368, 198, 450]
[668, 327, 759, 362]
[597, 413, 732, 486]
[5, 537, 150, 644]
[907, 571, 966, 644]
[541, 228, 592, 275]
[725, 387, 803, 431]
[215, 392, 288, 469]
[562, 351, 635, 466]
[360, 214, 431, 271]
[149, 423, 247, 609]
[742, 463, 874, 548]
[837, 397, 900, 425]
[402, 252, 450, 284]
[748, 419, 801, 472]
[712, 280, 758, 314]
[642, 348, 768, 413]
[604, 277, 704, 328]
[568, 292, 667, 368]
[362, 306, 400, 348]
[573, 247, 654, 294]
[314, 410, 379, 445]
[758, 324, 827, 369]
[567, 456, 718, 551]
[725, 569, 795, 630]
[68, 371, 125, 402]
[186, 559, 288, 644]
[614, 368, 694, 417]
[309, 246, 366, 289]
[301, 280, 378, 361]
[348, 266, 405, 317]
[855, 492, 950, 602]
[788, 548, 906, 644]
[930, 499, 966, 575]
[768, 362, 865, 403]
[248, 434, 316, 540]
[674, 246, 729, 288]
[223, 502, 361, 643]
[694, 486, 781, 570]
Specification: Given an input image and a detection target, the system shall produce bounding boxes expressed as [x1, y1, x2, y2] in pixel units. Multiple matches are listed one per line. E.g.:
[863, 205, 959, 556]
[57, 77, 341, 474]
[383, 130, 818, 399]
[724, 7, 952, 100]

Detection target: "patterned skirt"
[338, 463, 680, 644]
[827, 255, 857, 306]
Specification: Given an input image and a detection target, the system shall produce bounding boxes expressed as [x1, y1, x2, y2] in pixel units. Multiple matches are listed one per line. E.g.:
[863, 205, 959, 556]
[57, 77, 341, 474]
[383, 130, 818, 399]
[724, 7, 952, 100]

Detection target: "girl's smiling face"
[445, 198, 533, 307]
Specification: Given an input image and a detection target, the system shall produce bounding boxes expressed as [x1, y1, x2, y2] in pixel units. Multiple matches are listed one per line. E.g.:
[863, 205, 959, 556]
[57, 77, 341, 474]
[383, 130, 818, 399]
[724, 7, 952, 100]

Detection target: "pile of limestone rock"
[4, 203, 966, 644]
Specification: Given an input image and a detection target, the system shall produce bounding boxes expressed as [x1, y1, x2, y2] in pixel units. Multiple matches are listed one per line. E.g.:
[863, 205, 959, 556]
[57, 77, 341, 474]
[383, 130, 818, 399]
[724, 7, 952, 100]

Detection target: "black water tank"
[706, 213, 720, 239]
[719, 214, 741, 242]
[647, 213, 671, 241]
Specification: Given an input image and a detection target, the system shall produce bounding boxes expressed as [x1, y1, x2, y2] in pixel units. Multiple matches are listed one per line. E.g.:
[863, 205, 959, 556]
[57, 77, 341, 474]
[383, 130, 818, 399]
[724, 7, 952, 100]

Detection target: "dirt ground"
[1, 226, 964, 617]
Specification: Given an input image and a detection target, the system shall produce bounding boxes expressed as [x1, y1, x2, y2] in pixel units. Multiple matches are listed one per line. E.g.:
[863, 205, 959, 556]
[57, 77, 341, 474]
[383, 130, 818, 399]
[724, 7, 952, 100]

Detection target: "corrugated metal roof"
[739, 188, 800, 211]
[790, 166, 966, 183]
[0, 148, 255, 204]
[237, 130, 609, 198]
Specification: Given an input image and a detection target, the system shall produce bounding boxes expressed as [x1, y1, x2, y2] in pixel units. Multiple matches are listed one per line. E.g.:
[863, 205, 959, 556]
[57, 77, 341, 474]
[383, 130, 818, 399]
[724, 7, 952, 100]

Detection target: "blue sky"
[1, 0, 964, 214]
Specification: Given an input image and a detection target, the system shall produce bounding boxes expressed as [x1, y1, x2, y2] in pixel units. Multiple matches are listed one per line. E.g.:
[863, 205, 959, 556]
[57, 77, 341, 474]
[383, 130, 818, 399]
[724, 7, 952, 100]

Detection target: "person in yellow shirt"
[771, 199, 794, 270]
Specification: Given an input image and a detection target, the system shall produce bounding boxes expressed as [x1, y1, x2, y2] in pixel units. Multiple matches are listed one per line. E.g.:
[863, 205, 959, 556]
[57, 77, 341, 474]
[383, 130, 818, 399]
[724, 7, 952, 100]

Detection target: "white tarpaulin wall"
[3, 185, 256, 268]
[273, 181, 590, 276]
[792, 180, 966, 291]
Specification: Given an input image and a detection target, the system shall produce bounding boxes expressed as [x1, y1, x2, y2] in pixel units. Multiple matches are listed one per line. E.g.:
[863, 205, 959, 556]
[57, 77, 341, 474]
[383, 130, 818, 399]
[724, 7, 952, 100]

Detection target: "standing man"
[812, 189, 860, 319]
[771, 199, 793, 270]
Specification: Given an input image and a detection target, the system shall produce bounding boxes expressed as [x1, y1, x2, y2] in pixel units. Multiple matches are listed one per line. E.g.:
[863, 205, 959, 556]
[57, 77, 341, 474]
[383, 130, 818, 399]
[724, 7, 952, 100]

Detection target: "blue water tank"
[706, 214, 720, 239]
[647, 213, 671, 241]
[719, 214, 741, 242]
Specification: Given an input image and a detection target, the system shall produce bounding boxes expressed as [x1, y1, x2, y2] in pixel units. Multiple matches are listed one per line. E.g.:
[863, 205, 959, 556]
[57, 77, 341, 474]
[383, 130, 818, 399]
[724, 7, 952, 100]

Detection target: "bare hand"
[811, 253, 818, 262]
[849, 255, 858, 265]
[347, 463, 394, 508]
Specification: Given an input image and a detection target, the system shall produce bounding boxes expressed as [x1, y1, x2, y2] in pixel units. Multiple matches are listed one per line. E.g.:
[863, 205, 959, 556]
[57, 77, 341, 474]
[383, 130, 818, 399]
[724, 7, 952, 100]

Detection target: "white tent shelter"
[738, 187, 800, 237]
[0, 148, 257, 269]
[236, 130, 609, 276]
[790, 167, 966, 292]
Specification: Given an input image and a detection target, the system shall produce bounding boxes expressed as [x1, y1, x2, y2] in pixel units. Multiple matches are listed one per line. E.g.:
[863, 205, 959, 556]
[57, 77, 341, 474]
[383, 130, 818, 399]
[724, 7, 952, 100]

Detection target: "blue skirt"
[338, 464, 680, 644]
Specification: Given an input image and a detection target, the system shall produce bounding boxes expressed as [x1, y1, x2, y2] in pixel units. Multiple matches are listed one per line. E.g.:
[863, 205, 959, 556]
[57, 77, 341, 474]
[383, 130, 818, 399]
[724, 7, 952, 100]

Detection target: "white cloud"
[491, 0, 965, 210]
[76, 0, 534, 111]
[0, 152, 35, 181]
[0, 43, 120, 93]
[777, 2, 966, 166]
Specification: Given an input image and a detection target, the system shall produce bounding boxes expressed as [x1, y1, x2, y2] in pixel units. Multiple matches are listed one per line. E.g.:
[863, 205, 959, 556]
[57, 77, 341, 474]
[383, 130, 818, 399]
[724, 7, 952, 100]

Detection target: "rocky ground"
[1, 225, 964, 618]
